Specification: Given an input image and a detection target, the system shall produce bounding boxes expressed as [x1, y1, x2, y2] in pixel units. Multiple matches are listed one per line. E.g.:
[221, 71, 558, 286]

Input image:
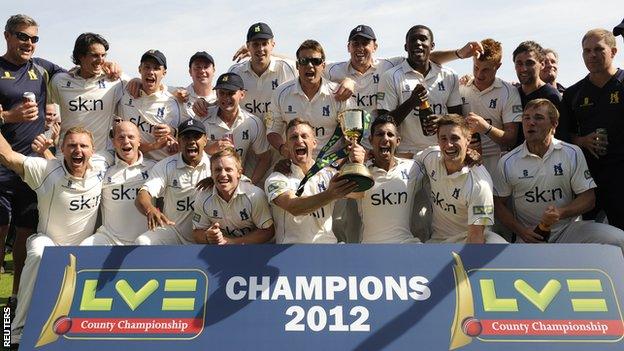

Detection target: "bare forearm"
[467, 225, 485, 243]
[277, 191, 335, 216]
[389, 97, 419, 125]
[135, 189, 156, 216]
[559, 190, 595, 219]
[227, 227, 274, 244]
[250, 152, 272, 185]
[494, 197, 525, 233]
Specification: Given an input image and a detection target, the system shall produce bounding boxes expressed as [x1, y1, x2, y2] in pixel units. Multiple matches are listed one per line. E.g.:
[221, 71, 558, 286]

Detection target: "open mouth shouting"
[185, 144, 200, 158]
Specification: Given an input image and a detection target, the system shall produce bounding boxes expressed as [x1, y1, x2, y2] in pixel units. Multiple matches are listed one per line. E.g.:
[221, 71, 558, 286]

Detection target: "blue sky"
[3, 1, 623, 87]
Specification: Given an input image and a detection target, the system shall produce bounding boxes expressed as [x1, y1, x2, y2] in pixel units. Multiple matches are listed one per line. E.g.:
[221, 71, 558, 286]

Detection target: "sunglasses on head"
[297, 57, 324, 66]
[12, 31, 39, 43]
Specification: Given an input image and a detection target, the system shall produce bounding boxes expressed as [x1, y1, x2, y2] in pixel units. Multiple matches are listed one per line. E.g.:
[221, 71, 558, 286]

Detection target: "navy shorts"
[0, 176, 38, 229]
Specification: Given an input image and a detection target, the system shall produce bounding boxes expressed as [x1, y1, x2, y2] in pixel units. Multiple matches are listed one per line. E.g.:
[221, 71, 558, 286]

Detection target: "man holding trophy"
[265, 116, 367, 244]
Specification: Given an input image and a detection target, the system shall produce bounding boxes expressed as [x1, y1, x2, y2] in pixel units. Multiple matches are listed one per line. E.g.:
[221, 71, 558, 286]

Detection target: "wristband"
[484, 125, 493, 135]
[455, 49, 462, 59]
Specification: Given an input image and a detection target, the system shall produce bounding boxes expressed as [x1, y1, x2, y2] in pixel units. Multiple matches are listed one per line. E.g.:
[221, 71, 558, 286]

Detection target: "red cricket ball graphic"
[462, 316, 483, 337]
[53, 315, 73, 335]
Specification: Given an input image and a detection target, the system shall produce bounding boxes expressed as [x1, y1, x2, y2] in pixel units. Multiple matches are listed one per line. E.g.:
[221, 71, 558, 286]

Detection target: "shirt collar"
[114, 151, 145, 168]
[519, 138, 562, 159]
[294, 77, 332, 97]
[466, 77, 503, 93]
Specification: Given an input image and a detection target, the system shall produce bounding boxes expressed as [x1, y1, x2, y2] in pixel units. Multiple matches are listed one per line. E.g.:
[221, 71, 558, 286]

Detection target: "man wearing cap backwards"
[193, 147, 274, 244]
[134, 118, 210, 245]
[198, 72, 271, 186]
[174, 51, 217, 119]
[377, 25, 463, 158]
[0, 124, 107, 345]
[48, 33, 128, 164]
[265, 118, 363, 243]
[117, 49, 180, 161]
[80, 121, 157, 245]
[560, 28, 624, 230]
[267, 40, 355, 159]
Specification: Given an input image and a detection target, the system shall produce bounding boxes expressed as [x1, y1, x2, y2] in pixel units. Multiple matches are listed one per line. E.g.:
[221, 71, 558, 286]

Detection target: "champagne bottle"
[419, 99, 435, 136]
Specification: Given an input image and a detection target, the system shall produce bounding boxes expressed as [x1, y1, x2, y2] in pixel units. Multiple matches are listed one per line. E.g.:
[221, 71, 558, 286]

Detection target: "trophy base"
[337, 163, 374, 192]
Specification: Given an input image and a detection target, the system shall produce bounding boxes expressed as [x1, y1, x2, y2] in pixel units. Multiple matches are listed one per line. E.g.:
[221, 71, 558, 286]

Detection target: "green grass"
[0, 252, 14, 305]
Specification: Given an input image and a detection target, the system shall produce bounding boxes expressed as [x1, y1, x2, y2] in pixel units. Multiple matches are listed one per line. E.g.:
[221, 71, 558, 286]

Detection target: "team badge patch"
[512, 105, 522, 113]
[473, 205, 493, 215]
[584, 170, 592, 179]
[376, 92, 385, 101]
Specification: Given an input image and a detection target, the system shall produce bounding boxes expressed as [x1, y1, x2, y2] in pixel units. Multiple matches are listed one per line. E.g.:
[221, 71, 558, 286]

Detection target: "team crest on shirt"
[172, 179, 180, 188]
[126, 98, 133, 106]
[98, 79, 106, 89]
[1, 71, 15, 79]
[322, 105, 330, 117]
[580, 97, 594, 108]
[317, 181, 327, 192]
[610, 91, 620, 104]
[156, 107, 165, 118]
[584, 170, 592, 179]
[452, 188, 460, 199]
[400, 169, 409, 180]
[553, 163, 563, 176]
[27, 69, 38, 80]
[141, 171, 149, 180]
[430, 170, 437, 181]
[242, 130, 249, 140]
[403, 84, 411, 92]
[489, 99, 497, 108]
[239, 208, 250, 221]
[286, 105, 296, 114]
[438, 82, 445, 91]
[373, 74, 379, 84]
[212, 210, 219, 218]
[272, 79, 279, 89]
[66, 81, 72, 88]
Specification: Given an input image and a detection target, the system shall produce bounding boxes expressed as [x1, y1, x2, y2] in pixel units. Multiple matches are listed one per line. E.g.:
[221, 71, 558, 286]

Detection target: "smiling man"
[540, 48, 566, 94]
[493, 99, 624, 248]
[134, 118, 210, 245]
[377, 25, 463, 157]
[192, 148, 274, 245]
[117, 49, 180, 161]
[48, 33, 127, 162]
[415, 114, 506, 243]
[0, 126, 107, 346]
[199, 73, 271, 186]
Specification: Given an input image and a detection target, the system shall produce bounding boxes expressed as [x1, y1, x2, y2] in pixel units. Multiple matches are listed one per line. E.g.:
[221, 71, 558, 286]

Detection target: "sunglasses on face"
[297, 57, 324, 66]
[12, 31, 39, 43]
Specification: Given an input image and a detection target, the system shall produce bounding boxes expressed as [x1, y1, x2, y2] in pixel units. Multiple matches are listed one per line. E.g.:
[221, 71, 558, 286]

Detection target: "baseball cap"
[214, 73, 245, 91]
[178, 118, 206, 135]
[189, 51, 214, 68]
[349, 25, 376, 41]
[247, 22, 273, 42]
[614, 18, 624, 36]
[141, 49, 167, 69]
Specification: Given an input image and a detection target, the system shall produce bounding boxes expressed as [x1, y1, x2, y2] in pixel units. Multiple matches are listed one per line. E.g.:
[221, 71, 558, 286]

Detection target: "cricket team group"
[1, 13, 624, 347]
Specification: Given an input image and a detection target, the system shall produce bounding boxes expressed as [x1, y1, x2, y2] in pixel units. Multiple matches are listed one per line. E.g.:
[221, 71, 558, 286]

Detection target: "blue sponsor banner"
[21, 244, 624, 350]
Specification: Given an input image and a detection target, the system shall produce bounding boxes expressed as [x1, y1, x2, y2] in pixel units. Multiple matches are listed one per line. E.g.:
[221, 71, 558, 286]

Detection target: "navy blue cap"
[214, 73, 245, 91]
[614, 18, 624, 36]
[189, 51, 214, 67]
[247, 22, 273, 42]
[178, 118, 206, 135]
[141, 49, 167, 69]
[349, 25, 376, 41]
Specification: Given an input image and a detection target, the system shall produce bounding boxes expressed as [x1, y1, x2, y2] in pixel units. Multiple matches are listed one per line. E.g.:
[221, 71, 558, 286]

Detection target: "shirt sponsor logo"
[431, 191, 457, 214]
[244, 99, 270, 114]
[472, 205, 493, 215]
[371, 189, 408, 206]
[69, 97, 104, 112]
[0, 71, 15, 80]
[519, 169, 534, 179]
[69, 194, 102, 211]
[524, 187, 563, 203]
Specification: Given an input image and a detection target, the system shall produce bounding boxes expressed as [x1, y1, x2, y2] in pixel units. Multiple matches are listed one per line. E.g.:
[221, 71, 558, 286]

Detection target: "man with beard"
[81, 121, 156, 245]
[192, 148, 274, 244]
[377, 25, 463, 158]
[0, 126, 107, 346]
[265, 118, 363, 243]
[415, 114, 506, 243]
[134, 118, 210, 245]
[117, 50, 180, 161]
